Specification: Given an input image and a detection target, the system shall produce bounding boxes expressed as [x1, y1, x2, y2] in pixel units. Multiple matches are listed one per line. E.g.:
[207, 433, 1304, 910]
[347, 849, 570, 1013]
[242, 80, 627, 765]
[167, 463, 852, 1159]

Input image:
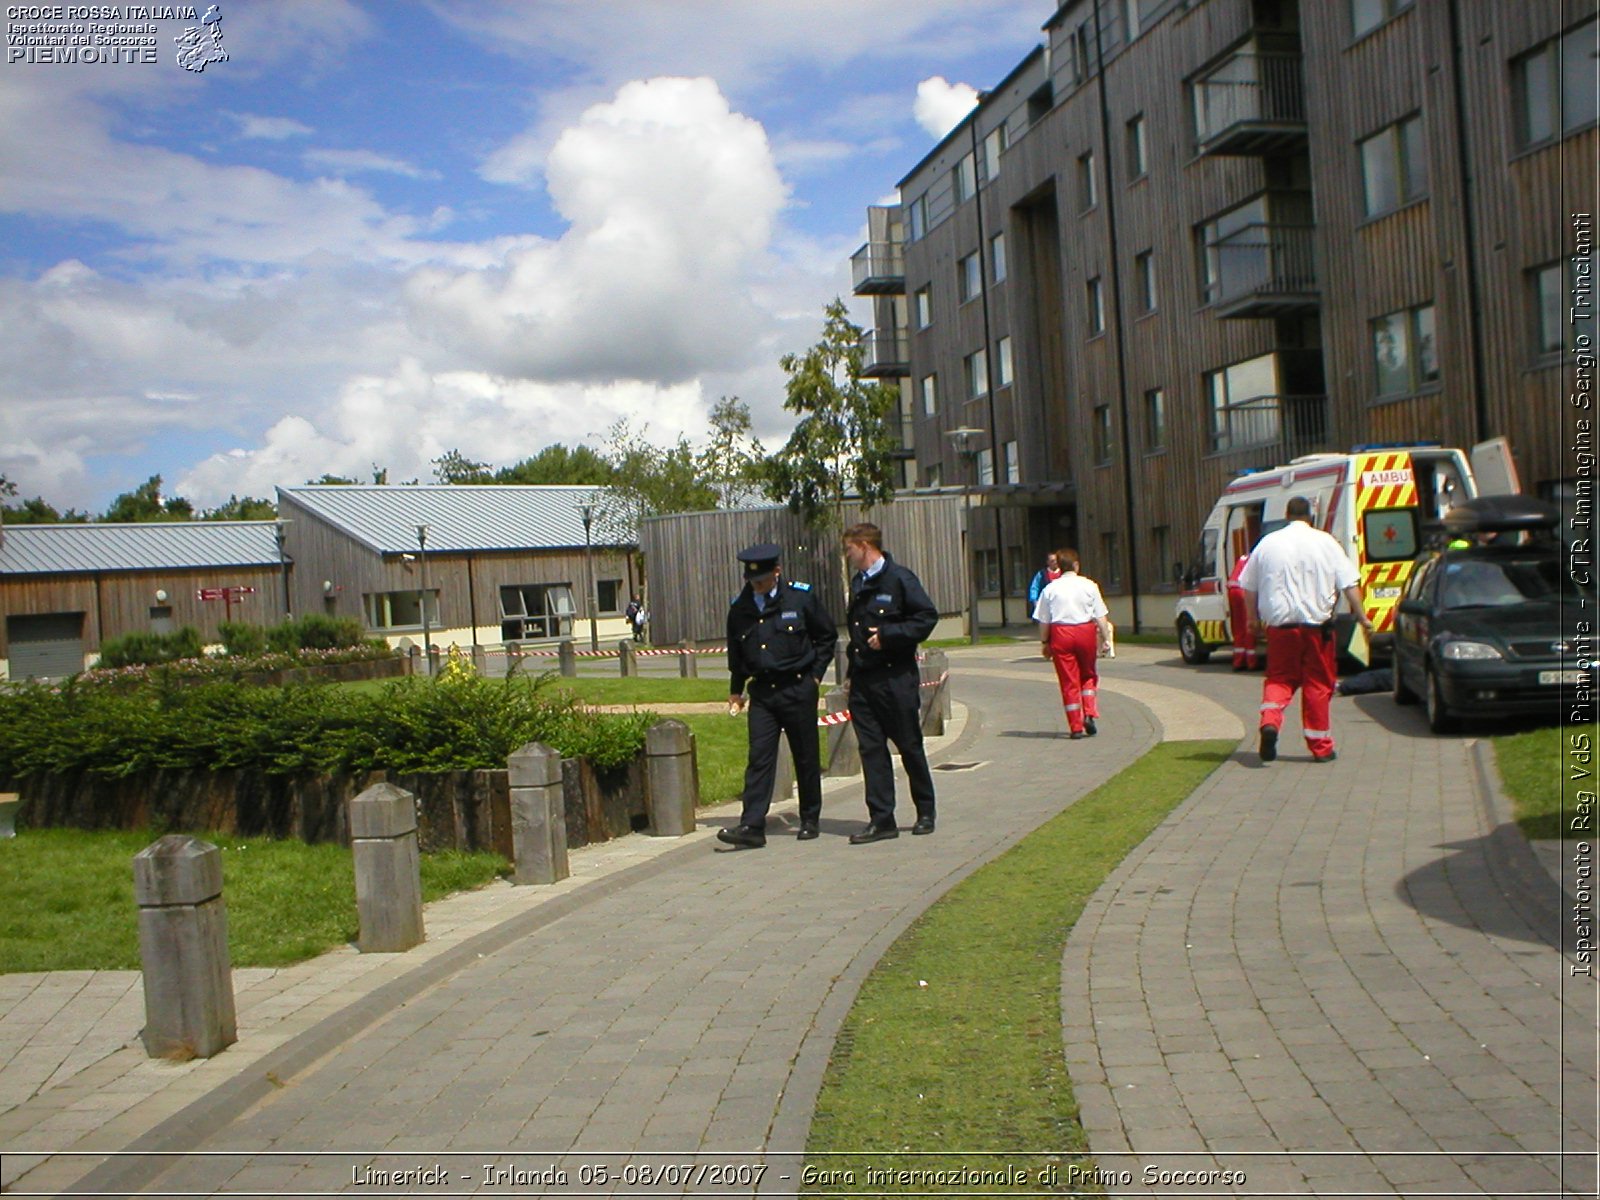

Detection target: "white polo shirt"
[1237, 520, 1359, 626]
[1032, 571, 1109, 625]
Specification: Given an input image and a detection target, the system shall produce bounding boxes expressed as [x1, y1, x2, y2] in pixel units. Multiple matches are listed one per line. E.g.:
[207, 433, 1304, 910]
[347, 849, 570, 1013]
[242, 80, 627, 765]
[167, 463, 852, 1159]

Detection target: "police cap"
[736, 542, 782, 578]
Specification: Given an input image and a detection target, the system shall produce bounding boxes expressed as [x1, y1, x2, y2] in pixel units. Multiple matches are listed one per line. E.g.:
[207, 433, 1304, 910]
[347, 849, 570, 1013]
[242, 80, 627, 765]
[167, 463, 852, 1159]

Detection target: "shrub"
[262, 613, 373, 654]
[96, 627, 204, 669]
[218, 621, 268, 657]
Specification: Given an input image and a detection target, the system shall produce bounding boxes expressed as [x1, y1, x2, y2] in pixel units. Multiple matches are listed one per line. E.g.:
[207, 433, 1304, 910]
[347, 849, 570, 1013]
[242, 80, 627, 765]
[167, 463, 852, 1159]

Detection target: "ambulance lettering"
[1353, 452, 1420, 633]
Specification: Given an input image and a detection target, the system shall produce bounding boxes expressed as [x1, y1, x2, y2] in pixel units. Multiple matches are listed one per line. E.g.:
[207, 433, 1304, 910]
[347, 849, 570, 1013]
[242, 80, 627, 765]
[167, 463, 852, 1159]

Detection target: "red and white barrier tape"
[815, 671, 948, 725]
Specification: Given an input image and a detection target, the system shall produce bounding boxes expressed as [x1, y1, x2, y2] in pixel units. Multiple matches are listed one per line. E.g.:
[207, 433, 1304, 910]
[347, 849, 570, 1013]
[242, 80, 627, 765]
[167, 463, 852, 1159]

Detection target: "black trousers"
[738, 674, 822, 828]
[849, 666, 935, 828]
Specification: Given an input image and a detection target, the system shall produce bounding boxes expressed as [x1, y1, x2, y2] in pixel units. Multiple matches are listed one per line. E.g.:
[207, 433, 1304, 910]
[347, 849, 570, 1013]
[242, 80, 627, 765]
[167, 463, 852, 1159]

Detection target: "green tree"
[101, 475, 194, 522]
[763, 299, 899, 528]
[432, 449, 494, 484]
[307, 473, 359, 485]
[697, 396, 766, 508]
[494, 444, 614, 485]
[202, 495, 278, 520]
[599, 419, 717, 536]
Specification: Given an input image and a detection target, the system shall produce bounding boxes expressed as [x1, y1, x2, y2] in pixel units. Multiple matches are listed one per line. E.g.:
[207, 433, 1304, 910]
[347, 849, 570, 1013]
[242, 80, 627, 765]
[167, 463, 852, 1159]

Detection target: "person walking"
[841, 522, 939, 843]
[1239, 496, 1373, 764]
[1032, 547, 1113, 739]
[718, 543, 837, 849]
[1028, 552, 1063, 608]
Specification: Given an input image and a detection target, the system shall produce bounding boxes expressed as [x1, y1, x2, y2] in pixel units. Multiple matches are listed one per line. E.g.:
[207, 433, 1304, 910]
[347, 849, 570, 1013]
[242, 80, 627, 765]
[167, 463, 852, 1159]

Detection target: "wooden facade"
[885, 0, 1596, 630]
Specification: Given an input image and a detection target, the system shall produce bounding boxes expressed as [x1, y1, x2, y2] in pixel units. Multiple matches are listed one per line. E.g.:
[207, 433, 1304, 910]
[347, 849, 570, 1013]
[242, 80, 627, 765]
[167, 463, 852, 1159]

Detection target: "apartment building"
[853, 0, 1597, 630]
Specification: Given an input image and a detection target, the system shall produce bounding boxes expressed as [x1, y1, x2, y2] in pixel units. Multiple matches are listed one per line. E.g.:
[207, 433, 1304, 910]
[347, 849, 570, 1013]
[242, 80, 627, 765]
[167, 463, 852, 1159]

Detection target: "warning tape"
[815, 671, 948, 726]
[479, 645, 726, 660]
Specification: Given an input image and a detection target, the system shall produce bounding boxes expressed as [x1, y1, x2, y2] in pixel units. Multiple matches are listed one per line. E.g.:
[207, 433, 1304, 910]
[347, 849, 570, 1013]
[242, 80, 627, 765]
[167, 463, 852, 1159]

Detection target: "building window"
[1143, 387, 1166, 450]
[1087, 276, 1106, 334]
[921, 373, 938, 415]
[1093, 404, 1113, 463]
[959, 252, 982, 302]
[1532, 255, 1598, 357]
[907, 193, 928, 241]
[996, 336, 1014, 388]
[991, 232, 1008, 282]
[982, 126, 1007, 181]
[1359, 114, 1426, 216]
[1004, 440, 1020, 484]
[1514, 20, 1599, 148]
[1101, 531, 1122, 587]
[954, 152, 977, 203]
[977, 447, 995, 486]
[1371, 303, 1439, 397]
[1068, 20, 1094, 86]
[914, 285, 933, 329]
[926, 463, 943, 487]
[596, 579, 622, 614]
[1152, 525, 1172, 584]
[1350, 0, 1413, 39]
[1205, 351, 1281, 452]
[1196, 196, 1267, 305]
[1126, 113, 1147, 179]
[1533, 262, 1564, 356]
[978, 549, 1001, 596]
[366, 589, 440, 631]
[1077, 150, 1097, 210]
[964, 348, 989, 399]
[498, 583, 575, 641]
[1136, 250, 1157, 313]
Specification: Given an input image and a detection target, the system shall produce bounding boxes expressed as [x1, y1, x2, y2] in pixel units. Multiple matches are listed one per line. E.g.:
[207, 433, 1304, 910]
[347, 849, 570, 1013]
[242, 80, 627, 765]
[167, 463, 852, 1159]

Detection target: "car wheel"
[1392, 656, 1418, 705]
[1425, 664, 1458, 733]
[1178, 618, 1211, 665]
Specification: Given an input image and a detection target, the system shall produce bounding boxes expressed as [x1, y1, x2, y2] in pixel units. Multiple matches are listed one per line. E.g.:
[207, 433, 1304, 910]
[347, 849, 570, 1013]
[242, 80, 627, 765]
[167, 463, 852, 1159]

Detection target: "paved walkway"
[0, 642, 1593, 1197]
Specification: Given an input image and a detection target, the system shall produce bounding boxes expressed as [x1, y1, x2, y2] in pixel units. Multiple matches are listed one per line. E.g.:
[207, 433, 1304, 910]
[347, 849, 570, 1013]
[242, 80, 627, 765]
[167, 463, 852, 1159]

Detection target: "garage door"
[7, 613, 86, 680]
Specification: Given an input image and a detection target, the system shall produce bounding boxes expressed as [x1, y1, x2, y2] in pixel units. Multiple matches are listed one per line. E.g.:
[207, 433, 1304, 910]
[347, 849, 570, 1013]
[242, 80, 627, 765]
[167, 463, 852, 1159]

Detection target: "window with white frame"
[1371, 303, 1438, 397]
[1359, 114, 1426, 216]
[1144, 387, 1166, 450]
[498, 583, 575, 641]
[920, 373, 938, 415]
[954, 152, 977, 203]
[1136, 249, 1157, 312]
[1101, 531, 1122, 586]
[914, 285, 933, 329]
[365, 589, 439, 630]
[1205, 351, 1281, 451]
[1514, 20, 1598, 147]
[964, 348, 988, 399]
[959, 252, 982, 302]
[907, 193, 928, 241]
[1093, 404, 1113, 463]
[982, 126, 1006, 181]
[1077, 150, 1097, 210]
[977, 447, 995, 486]
[1004, 440, 1020, 483]
[1126, 113, 1147, 179]
[991, 232, 1007, 282]
[1087, 276, 1106, 334]
[996, 336, 1014, 388]
[1532, 256, 1598, 357]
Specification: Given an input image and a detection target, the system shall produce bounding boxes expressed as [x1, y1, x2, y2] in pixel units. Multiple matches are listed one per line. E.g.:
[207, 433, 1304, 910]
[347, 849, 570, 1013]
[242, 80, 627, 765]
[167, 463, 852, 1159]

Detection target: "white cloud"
[913, 76, 979, 138]
[304, 148, 442, 180]
[228, 112, 314, 140]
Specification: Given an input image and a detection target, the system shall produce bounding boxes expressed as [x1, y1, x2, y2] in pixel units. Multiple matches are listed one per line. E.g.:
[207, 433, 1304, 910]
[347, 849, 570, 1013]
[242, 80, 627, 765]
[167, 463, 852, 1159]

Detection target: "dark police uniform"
[846, 552, 938, 832]
[724, 544, 838, 843]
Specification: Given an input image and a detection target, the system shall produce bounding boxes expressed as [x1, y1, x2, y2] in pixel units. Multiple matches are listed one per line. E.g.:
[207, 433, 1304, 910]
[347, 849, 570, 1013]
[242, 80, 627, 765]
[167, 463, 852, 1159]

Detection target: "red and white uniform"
[1226, 553, 1258, 670]
[1238, 521, 1359, 759]
[1032, 571, 1108, 735]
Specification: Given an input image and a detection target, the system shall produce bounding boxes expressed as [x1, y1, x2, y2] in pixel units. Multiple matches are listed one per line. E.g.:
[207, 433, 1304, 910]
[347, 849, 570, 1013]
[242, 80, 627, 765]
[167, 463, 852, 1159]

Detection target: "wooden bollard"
[351, 783, 424, 953]
[618, 639, 638, 677]
[824, 687, 859, 776]
[557, 639, 577, 678]
[507, 743, 570, 883]
[678, 646, 698, 678]
[920, 649, 948, 735]
[133, 835, 237, 1059]
[645, 720, 699, 836]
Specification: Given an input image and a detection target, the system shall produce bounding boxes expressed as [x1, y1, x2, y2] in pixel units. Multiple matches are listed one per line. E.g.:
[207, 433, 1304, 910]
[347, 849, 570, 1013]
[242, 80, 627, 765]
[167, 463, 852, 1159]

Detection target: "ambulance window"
[1194, 528, 1219, 578]
[1364, 508, 1418, 562]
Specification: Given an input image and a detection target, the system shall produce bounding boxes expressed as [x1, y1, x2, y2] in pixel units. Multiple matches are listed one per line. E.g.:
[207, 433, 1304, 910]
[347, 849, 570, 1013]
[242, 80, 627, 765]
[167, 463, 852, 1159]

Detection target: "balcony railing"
[851, 241, 905, 295]
[860, 326, 910, 377]
[1206, 223, 1318, 319]
[1192, 51, 1307, 157]
[1207, 394, 1328, 462]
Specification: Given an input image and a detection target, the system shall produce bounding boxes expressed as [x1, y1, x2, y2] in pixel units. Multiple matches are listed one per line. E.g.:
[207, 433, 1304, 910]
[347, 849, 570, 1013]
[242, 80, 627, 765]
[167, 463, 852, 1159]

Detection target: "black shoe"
[911, 816, 935, 835]
[796, 821, 819, 841]
[1259, 726, 1278, 763]
[716, 824, 766, 849]
[1069, 730, 1086, 740]
[1312, 750, 1337, 764]
[1083, 717, 1097, 736]
[849, 823, 899, 844]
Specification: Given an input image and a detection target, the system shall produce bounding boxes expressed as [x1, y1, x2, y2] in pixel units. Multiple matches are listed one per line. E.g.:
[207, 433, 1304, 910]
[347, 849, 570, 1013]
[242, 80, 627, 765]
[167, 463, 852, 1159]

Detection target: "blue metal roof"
[0, 521, 281, 575]
[277, 485, 635, 554]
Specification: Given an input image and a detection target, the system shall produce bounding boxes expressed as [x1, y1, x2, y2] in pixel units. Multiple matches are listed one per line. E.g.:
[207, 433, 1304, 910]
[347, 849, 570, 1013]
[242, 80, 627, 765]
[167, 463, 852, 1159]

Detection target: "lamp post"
[576, 502, 598, 651]
[415, 523, 432, 670]
[948, 427, 986, 645]
[273, 519, 293, 621]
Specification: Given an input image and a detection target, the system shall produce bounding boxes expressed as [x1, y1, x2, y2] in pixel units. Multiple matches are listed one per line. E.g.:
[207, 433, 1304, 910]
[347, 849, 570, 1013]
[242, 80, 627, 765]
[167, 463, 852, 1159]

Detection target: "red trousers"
[1047, 622, 1100, 734]
[1226, 584, 1258, 669]
[1260, 625, 1337, 758]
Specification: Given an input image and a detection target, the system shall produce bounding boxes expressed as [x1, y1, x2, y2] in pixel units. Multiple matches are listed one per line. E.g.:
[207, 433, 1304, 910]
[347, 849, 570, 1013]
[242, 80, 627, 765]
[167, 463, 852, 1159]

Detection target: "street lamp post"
[416, 524, 432, 670]
[948, 427, 986, 645]
[576, 502, 598, 651]
[273, 519, 293, 620]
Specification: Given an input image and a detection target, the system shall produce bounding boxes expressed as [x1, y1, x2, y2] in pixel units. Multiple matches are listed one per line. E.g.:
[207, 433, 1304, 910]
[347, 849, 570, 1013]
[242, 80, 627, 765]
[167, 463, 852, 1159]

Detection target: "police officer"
[841, 522, 939, 843]
[718, 543, 838, 849]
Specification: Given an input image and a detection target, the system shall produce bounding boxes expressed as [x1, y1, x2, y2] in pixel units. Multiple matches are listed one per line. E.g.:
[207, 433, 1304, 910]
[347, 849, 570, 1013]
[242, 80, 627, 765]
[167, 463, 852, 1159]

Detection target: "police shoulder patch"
[789, 580, 811, 591]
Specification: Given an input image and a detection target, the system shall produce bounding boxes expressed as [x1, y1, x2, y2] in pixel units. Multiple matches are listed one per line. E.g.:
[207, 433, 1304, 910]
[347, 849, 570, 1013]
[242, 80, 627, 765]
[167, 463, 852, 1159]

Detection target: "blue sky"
[0, 0, 1046, 512]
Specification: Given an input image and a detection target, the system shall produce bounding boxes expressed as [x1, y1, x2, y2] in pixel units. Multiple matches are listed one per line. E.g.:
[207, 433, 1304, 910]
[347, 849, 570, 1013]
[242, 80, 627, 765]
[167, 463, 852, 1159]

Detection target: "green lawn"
[1493, 723, 1597, 841]
[805, 740, 1235, 1192]
[0, 829, 507, 973]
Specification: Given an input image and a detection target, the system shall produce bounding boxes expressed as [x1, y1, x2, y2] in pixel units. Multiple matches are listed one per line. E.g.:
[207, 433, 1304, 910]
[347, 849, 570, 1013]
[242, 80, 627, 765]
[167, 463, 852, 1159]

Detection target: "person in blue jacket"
[1028, 551, 1062, 607]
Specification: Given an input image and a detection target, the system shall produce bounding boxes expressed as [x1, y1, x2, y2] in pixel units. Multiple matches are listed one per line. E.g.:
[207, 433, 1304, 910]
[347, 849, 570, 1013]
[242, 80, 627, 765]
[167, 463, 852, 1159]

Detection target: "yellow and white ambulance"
[1174, 441, 1519, 666]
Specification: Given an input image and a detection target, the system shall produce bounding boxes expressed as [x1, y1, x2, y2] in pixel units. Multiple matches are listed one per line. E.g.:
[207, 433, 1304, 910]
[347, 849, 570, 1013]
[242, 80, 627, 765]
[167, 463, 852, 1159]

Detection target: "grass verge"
[1493, 724, 1594, 840]
[0, 829, 508, 973]
[804, 740, 1235, 1194]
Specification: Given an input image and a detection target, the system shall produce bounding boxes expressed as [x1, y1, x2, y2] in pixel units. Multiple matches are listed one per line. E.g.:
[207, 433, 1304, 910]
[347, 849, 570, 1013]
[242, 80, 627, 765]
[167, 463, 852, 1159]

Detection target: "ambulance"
[1174, 440, 1519, 666]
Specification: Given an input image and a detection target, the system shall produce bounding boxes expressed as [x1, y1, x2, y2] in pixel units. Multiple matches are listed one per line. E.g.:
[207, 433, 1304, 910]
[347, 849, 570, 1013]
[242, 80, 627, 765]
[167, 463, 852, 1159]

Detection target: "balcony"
[860, 326, 909, 377]
[1192, 51, 1307, 157]
[851, 241, 905, 295]
[1206, 223, 1318, 319]
[1207, 394, 1328, 463]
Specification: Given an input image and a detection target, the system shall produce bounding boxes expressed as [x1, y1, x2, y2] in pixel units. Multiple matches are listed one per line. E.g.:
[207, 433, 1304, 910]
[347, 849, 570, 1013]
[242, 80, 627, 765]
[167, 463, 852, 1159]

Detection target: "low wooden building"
[0, 521, 288, 679]
[275, 485, 642, 652]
